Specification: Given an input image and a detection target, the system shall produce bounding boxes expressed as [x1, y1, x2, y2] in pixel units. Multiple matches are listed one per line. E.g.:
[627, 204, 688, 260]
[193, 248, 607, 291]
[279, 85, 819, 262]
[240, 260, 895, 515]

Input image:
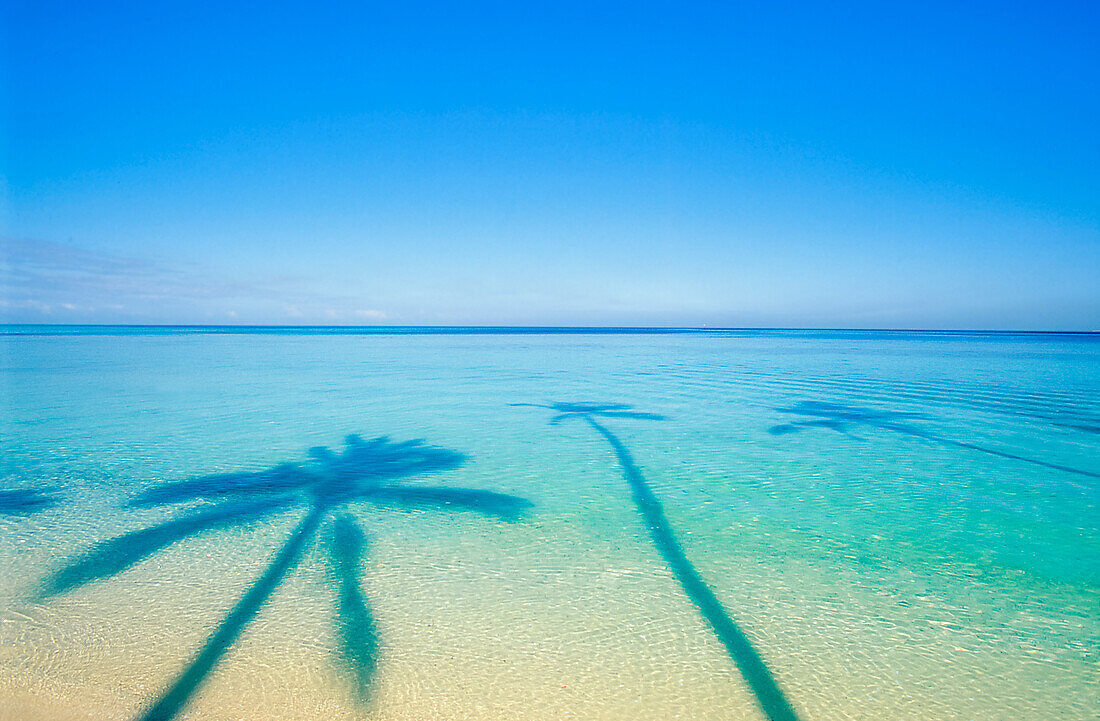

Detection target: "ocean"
[1, 327, 1096, 720]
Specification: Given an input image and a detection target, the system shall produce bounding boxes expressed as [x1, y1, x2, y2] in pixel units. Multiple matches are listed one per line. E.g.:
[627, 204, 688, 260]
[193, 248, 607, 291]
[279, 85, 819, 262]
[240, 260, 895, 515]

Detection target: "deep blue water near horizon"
[1, 328, 1096, 720]
[3, 324, 1097, 337]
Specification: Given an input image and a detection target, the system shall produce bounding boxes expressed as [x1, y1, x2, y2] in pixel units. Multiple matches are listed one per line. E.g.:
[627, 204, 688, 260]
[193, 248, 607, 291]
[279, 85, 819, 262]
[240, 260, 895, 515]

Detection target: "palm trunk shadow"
[585, 418, 802, 721]
[327, 514, 380, 704]
[0, 487, 60, 516]
[888, 425, 1100, 480]
[773, 402, 1099, 480]
[136, 506, 325, 721]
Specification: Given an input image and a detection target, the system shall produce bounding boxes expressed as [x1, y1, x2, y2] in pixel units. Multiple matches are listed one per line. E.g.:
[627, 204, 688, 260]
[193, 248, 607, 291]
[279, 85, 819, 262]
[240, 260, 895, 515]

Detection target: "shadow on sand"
[513, 402, 802, 721]
[40, 434, 531, 721]
[0, 487, 61, 516]
[770, 400, 1099, 480]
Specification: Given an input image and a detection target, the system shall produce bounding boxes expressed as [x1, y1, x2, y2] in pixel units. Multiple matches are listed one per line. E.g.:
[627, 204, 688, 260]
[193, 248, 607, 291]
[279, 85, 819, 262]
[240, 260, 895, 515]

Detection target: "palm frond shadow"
[513, 402, 802, 721]
[770, 400, 1099, 480]
[39, 496, 293, 598]
[38, 434, 531, 721]
[327, 514, 381, 703]
[0, 486, 61, 516]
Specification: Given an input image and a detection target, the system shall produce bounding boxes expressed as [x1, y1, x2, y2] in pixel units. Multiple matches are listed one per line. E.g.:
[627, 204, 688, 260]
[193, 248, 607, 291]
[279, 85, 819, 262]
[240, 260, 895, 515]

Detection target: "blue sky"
[2, 1, 1098, 328]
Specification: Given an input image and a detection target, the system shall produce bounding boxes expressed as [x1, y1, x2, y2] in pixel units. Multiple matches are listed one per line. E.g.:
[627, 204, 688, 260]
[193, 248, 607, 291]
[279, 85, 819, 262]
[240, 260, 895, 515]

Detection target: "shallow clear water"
[1, 328, 1097, 721]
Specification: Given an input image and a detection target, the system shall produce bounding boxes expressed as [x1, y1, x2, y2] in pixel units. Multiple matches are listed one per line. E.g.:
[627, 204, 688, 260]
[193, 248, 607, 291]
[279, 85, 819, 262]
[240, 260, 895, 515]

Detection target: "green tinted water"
[1, 329, 1096, 720]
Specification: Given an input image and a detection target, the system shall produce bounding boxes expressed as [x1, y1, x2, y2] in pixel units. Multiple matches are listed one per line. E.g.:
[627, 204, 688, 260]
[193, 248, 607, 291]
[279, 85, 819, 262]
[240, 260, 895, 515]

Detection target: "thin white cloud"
[1, 238, 387, 324]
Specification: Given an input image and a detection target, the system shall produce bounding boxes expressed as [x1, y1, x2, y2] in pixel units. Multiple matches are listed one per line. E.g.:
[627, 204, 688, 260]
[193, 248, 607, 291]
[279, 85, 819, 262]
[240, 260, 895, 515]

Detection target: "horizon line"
[1, 324, 1096, 336]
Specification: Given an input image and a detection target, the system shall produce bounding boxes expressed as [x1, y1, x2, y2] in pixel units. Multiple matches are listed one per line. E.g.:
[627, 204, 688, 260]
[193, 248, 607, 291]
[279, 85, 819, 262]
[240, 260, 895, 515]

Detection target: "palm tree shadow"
[0, 487, 61, 516]
[137, 506, 325, 721]
[327, 514, 380, 704]
[39, 496, 294, 598]
[38, 434, 531, 721]
[512, 402, 802, 721]
[770, 400, 1100, 480]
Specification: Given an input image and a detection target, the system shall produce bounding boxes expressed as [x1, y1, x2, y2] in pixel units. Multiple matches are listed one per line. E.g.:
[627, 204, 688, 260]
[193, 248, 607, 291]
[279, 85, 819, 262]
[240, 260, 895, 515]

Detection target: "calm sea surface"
[1, 327, 1096, 720]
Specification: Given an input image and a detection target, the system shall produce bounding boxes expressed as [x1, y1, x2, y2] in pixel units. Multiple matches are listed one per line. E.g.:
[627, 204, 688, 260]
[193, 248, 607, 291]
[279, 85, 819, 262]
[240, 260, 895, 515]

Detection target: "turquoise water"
[1, 328, 1097, 720]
